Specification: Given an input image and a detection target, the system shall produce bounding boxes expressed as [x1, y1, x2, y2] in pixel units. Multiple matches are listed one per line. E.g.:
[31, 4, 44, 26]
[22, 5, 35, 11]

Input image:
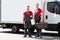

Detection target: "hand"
[30, 16, 32, 17]
[30, 16, 33, 19]
[40, 20, 43, 23]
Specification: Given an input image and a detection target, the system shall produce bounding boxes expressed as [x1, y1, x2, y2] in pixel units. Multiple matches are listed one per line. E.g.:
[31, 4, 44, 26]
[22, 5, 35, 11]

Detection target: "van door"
[44, 1, 56, 24]
[0, 0, 1, 22]
[44, 1, 60, 30]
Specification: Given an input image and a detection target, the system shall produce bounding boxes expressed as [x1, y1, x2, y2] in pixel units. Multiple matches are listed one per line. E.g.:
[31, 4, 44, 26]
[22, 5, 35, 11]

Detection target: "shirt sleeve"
[30, 11, 33, 16]
[23, 12, 26, 16]
[39, 8, 42, 13]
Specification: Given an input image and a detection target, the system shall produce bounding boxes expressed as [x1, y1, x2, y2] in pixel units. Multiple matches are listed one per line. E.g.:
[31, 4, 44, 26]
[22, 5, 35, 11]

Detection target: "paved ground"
[0, 28, 60, 40]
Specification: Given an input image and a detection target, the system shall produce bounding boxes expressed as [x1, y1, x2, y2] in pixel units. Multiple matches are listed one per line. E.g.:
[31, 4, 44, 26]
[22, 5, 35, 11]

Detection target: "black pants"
[36, 28, 42, 36]
[35, 16, 42, 36]
[24, 28, 31, 36]
[35, 23, 42, 36]
[24, 21, 32, 36]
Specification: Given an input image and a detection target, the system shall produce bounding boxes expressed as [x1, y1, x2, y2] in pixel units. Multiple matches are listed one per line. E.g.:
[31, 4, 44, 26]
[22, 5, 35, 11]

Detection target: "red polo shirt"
[36, 8, 42, 17]
[23, 11, 33, 16]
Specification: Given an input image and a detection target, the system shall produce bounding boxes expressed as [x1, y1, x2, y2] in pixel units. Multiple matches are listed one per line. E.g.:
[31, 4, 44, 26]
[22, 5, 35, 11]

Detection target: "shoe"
[40, 36, 42, 38]
[29, 35, 32, 38]
[35, 35, 39, 37]
[24, 35, 27, 37]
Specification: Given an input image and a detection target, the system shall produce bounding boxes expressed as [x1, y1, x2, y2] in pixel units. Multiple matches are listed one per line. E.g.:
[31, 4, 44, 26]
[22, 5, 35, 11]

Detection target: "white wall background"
[1, 0, 44, 23]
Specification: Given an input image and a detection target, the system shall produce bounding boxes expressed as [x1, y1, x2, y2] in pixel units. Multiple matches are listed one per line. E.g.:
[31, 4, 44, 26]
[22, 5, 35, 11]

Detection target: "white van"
[0, 0, 60, 34]
[44, 0, 60, 34]
[0, 0, 43, 32]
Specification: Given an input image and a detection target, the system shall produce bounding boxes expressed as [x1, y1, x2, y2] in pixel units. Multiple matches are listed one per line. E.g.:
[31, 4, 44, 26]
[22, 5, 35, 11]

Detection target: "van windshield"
[56, 2, 60, 6]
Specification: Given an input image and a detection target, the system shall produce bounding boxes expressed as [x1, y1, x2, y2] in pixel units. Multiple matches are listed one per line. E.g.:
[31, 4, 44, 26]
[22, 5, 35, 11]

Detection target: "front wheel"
[12, 25, 19, 33]
[58, 31, 60, 35]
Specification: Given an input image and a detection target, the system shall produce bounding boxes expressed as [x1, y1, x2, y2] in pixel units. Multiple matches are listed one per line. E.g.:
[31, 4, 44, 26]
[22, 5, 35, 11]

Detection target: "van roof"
[45, 0, 60, 2]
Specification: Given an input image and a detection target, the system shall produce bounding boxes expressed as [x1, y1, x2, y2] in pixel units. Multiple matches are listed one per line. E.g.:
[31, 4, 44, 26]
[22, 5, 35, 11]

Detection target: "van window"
[56, 2, 60, 14]
[47, 2, 55, 13]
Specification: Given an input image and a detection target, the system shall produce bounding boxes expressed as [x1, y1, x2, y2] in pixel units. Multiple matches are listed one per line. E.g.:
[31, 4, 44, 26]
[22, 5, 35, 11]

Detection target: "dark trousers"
[24, 28, 31, 36]
[35, 16, 42, 36]
[36, 28, 42, 36]
[24, 21, 32, 36]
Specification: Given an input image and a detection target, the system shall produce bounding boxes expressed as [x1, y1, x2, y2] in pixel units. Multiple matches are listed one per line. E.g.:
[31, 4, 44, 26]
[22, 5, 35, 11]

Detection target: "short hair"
[27, 6, 30, 7]
[36, 3, 39, 5]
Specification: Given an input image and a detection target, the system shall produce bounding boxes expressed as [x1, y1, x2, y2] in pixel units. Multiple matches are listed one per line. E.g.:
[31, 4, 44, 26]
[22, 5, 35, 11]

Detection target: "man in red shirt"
[23, 6, 33, 37]
[34, 3, 43, 38]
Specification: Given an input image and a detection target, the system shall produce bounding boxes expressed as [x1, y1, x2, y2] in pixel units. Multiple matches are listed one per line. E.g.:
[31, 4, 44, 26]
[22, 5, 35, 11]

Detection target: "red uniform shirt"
[23, 11, 33, 16]
[35, 8, 42, 17]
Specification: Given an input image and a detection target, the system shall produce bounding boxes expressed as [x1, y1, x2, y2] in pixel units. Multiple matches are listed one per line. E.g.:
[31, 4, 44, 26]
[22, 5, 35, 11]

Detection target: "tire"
[31, 28, 35, 33]
[58, 31, 60, 35]
[58, 23, 60, 35]
[12, 25, 19, 33]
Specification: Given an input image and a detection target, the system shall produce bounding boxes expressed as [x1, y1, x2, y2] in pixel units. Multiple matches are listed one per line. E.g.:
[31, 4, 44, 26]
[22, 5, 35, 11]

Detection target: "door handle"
[46, 15, 48, 19]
